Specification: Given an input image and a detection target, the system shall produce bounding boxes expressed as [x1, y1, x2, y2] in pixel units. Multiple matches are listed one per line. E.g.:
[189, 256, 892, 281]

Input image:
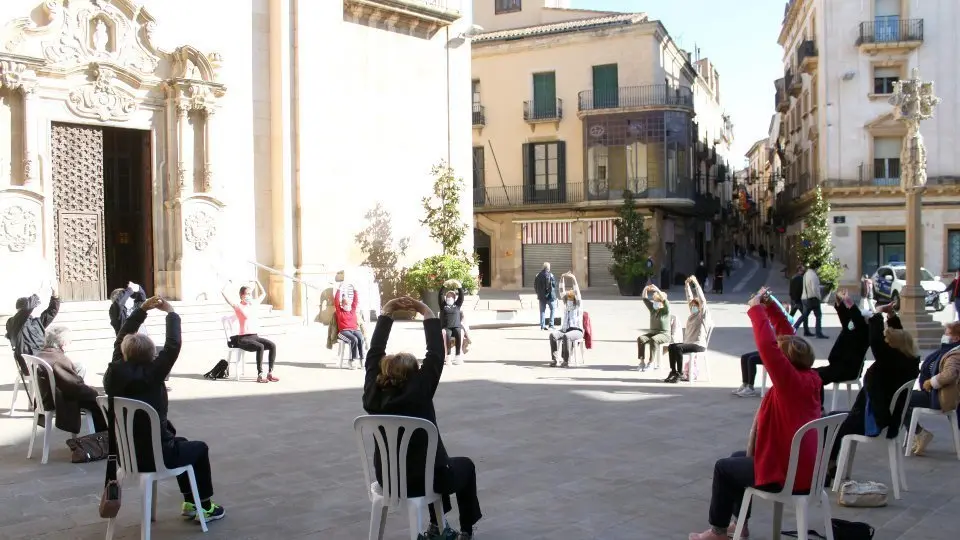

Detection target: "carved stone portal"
[0, 205, 38, 252]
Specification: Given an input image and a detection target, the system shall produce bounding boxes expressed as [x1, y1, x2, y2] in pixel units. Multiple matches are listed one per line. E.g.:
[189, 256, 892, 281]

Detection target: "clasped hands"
[140, 296, 175, 313]
[382, 296, 436, 319]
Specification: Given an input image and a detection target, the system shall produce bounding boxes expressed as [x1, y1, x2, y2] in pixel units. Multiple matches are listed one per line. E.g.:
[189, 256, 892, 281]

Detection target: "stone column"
[176, 102, 191, 196]
[900, 189, 926, 313]
[21, 84, 38, 187]
[202, 107, 215, 193]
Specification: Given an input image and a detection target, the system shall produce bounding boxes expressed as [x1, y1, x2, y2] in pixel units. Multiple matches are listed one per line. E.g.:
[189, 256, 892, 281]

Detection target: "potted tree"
[404, 161, 478, 313]
[607, 190, 653, 296]
[797, 187, 842, 301]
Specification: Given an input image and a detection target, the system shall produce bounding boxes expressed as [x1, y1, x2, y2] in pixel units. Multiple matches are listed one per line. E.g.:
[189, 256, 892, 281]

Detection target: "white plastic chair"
[832, 380, 914, 499]
[733, 413, 848, 540]
[904, 406, 960, 460]
[759, 366, 769, 397]
[354, 415, 447, 540]
[220, 315, 246, 381]
[830, 378, 862, 412]
[683, 326, 714, 383]
[338, 333, 365, 369]
[8, 372, 29, 416]
[96, 396, 208, 539]
[568, 339, 587, 367]
[24, 354, 95, 464]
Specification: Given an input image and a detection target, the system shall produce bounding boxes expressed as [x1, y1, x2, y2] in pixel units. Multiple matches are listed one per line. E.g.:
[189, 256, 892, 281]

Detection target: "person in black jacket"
[533, 263, 557, 330]
[5, 288, 60, 391]
[103, 296, 225, 523]
[827, 303, 920, 465]
[108, 281, 147, 335]
[362, 297, 481, 540]
[438, 280, 465, 364]
[788, 266, 804, 318]
[816, 290, 870, 400]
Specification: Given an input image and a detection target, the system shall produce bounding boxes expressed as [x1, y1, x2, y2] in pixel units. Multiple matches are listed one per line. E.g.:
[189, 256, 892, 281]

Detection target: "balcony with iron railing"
[585, 178, 695, 202]
[577, 85, 694, 114]
[856, 18, 923, 50]
[797, 40, 818, 73]
[523, 98, 563, 123]
[787, 68, 801, 97]
[775, 78, 788, 112]
[472, 104, 485, 127]
[474, 179, 696, 209]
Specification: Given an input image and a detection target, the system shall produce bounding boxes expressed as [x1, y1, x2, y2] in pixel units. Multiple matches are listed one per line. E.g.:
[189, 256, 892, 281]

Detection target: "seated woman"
[815, 289, 870, 408]
[35, 326, 107, 434]
[827, 303, 920, 467]
[665, 276, 713, 383]
[439, 280, 466, 364]
[905, 321, 960, 455]
[222, 282, 278, 383]
[733, 294, 794, 397]
[103, 297, 225, 522]
[637, 284, 670, 371]
[335, 285, 364, 369]
[362, 297, 481, 540]
[689, 288, 822, 540]
[548, 273, 583, 368]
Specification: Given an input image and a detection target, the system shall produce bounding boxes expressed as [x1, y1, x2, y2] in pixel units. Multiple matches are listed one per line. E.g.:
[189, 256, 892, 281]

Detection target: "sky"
[570, 0, 786, 165]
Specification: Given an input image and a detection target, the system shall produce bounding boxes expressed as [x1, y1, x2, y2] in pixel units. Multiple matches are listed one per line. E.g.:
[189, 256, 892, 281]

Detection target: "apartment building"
[471, 0, 734, 289]
[743, 137, 781, 254]
[774, 0, 960, 285]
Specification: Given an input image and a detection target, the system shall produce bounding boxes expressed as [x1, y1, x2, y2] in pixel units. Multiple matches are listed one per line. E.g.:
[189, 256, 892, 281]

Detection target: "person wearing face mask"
[334, 285, 364, 369]
[665, 276, 713, 383]
[5, 287, 61, 393]
[815, 289, 870, 408]
[222, 282, 278, 383]
[438, 280, 466, 364]
[637, 284, 670, 371]
[547, 273, 583, 368]
[903, 321, 960, 455]
[108, 281, 147, 335]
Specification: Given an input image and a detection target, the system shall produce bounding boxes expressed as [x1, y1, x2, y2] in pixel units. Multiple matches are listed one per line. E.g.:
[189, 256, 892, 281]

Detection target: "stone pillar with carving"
[21, 82, 38, 187]
[176, 101, 192, 196]
[202, 106, 216, 193]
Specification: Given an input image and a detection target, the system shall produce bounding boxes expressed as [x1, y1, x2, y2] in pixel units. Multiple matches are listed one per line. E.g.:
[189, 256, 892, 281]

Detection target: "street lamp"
[889, 68, 943, 349]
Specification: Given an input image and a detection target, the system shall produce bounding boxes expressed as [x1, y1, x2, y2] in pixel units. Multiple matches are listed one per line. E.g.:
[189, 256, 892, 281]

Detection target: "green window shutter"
[592, 64, 619, 109]
[522, 143, 532, 187]
[556, 141, 567, 185]
[533, 72, 557, 118]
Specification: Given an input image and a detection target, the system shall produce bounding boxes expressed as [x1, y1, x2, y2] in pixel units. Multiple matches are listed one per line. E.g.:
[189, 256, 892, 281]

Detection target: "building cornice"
[473, 22, 656, 57]
[778, 0, 810, 47]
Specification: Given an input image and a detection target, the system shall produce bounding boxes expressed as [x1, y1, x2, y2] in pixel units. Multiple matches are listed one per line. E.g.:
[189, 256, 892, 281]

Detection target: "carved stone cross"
[889, 68, 941, 191]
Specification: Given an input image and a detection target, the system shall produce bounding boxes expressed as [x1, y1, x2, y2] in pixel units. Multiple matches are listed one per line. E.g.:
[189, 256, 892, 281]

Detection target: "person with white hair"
[103, 296, 226, 523]
[35, 326, 107, 434]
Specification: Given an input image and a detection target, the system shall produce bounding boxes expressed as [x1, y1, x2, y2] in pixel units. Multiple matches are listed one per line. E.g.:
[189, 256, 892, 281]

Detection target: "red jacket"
[583, 312, 593, 349]
[334, 289, 359, 331]
[749, 302, 822, 491]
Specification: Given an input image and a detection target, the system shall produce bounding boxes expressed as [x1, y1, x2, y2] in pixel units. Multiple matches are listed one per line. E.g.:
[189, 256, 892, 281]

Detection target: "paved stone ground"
[1, 258, 958, 539]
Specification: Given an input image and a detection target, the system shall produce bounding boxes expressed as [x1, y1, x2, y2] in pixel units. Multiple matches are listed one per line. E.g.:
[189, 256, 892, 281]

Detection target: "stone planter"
[616, 275, 649, 296]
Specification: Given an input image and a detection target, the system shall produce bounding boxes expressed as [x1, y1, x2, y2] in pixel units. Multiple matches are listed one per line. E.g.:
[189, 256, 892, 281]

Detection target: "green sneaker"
[181, 502, 197, 518]
[195, 502, 226, 522]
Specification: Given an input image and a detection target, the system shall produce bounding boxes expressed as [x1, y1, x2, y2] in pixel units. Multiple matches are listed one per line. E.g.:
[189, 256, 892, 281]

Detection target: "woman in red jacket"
[335, 287, 364, 369]
[689, 288, 822, 540]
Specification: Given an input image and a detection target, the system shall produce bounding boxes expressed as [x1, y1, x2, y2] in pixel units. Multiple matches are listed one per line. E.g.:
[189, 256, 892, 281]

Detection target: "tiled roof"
[473, 12, 648, 43]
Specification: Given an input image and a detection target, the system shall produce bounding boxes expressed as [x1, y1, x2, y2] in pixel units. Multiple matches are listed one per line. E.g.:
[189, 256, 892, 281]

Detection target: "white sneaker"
[452, 355, 463, 366]
[732, 384, 747, 395]
[736, 387, 759, 398]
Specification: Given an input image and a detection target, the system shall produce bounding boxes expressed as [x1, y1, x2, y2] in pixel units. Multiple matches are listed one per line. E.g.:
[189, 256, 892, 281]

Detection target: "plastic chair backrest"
[354, 415, 439, 507]
[221, 314, 238, 341]
[96, 396, 168, 476]
[778, 413, 848, 496]
[889, 379, 915, 435]
[23, 354, 55, 413]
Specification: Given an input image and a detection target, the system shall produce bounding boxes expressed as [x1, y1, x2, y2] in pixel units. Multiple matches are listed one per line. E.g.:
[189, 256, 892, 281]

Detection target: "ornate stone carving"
[184, 210, 216, 251]
[0, 206, 39, 252]
[201, 164, 214, 192]
[67, 65, 138, 121]
[0, 60, 26, 90]
[889, 68, 941, 192]
[23, 151, 36, 183]
[177, 162, 187, 190]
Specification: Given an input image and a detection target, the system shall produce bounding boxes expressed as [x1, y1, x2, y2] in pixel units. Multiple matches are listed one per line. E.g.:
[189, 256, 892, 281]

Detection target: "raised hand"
[156, 297, 175, 313]
[381, 298, 404, 316]
[141, 296, 162, 311]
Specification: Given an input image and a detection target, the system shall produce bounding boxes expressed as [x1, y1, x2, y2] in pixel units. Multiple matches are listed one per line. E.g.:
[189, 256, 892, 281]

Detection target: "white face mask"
[124, 298, 135, 310]
[942, 335, 954, 345]
[445, 298, 454, 306]
[653, 302, 663, 310]
[243, 295, 252, 304]
[30, 305, 45, 318]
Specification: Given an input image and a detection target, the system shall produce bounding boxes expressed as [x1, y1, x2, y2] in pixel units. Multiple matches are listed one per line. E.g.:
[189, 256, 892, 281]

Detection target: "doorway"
[52, 123, 153, 301]
[474, 229, 491, 287]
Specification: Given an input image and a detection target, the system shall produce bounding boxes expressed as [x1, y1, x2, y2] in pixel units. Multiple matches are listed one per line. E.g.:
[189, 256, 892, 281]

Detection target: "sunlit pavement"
[1, 264, 958, 539]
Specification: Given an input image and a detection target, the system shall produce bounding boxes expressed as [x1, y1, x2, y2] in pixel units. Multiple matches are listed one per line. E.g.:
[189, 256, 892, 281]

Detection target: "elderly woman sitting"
[689, 288, 822, 540]
[637, 284, 670, 371]
[904, 321, 960, 455]
[665, 276, 713, 383]
[35, 326, 107, 434]
[547, 273, 583, 368]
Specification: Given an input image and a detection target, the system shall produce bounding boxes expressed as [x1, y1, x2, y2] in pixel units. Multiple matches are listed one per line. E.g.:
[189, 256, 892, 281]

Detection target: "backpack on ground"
[203, 359, 230, 380]
[783, 519, 874, 540]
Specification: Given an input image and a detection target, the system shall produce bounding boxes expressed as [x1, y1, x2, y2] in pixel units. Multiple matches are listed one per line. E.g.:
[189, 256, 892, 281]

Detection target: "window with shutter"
[873, 137, 902, 186]
[873, 66, 900, 94]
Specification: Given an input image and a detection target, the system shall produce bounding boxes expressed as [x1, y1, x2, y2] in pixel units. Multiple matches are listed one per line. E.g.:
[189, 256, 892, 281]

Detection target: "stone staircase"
[5, 300, 306, 352]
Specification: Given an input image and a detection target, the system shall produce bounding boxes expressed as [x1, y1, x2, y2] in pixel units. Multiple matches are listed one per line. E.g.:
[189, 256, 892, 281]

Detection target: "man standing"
[793, 261, 828, 339]
[788, 265, 805, 318]
[534, 262, 557, 330]
[758, 245, 768, 268]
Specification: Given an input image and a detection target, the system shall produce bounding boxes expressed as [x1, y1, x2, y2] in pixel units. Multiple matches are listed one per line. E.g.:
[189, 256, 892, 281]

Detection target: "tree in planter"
[607, 190, 653, 293]
[797, 186, 842, 289]
[355, 203, 410, 302]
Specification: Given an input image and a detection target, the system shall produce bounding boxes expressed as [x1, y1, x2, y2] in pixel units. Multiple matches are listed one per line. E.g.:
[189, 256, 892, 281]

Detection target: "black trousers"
[447, 327, 463, 355]
[668, 343, 704, 374]
[794, 298, 824, 336]
[339, 329, 364, 359]
[713, 276, 724, 293]
[709, 451, 755, 528]
[429, 457, 482, 531]
[162, 438, 214, 501]
[740, 351, 762, 386]
[828, 408, 865, 463]
[234, 334, 276, 374]
[78, 399, 108, 432]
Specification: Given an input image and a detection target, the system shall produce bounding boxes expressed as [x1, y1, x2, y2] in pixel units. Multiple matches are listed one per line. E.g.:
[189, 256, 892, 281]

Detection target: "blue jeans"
[539, 299, 555, 329]
[793, 298, 824, 336]
[954, 298, 960, 321]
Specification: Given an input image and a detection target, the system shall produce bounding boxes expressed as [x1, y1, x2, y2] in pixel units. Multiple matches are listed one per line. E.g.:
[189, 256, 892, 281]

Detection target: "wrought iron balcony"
[586, 177, 695, 201]
[857, 18, 923, 48]
[523, 99, 563, 122]
[472, 104, 485, 126]
[787, 69, 801, 97]
[797, 40, 818, 74]
[775, 78, 788, 112]
[474, 183, 582, 208]
[577, 85, 694, 113]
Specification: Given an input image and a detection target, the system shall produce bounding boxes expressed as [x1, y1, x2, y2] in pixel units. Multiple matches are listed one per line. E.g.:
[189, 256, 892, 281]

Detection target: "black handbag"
[783, 519, 874, 540]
